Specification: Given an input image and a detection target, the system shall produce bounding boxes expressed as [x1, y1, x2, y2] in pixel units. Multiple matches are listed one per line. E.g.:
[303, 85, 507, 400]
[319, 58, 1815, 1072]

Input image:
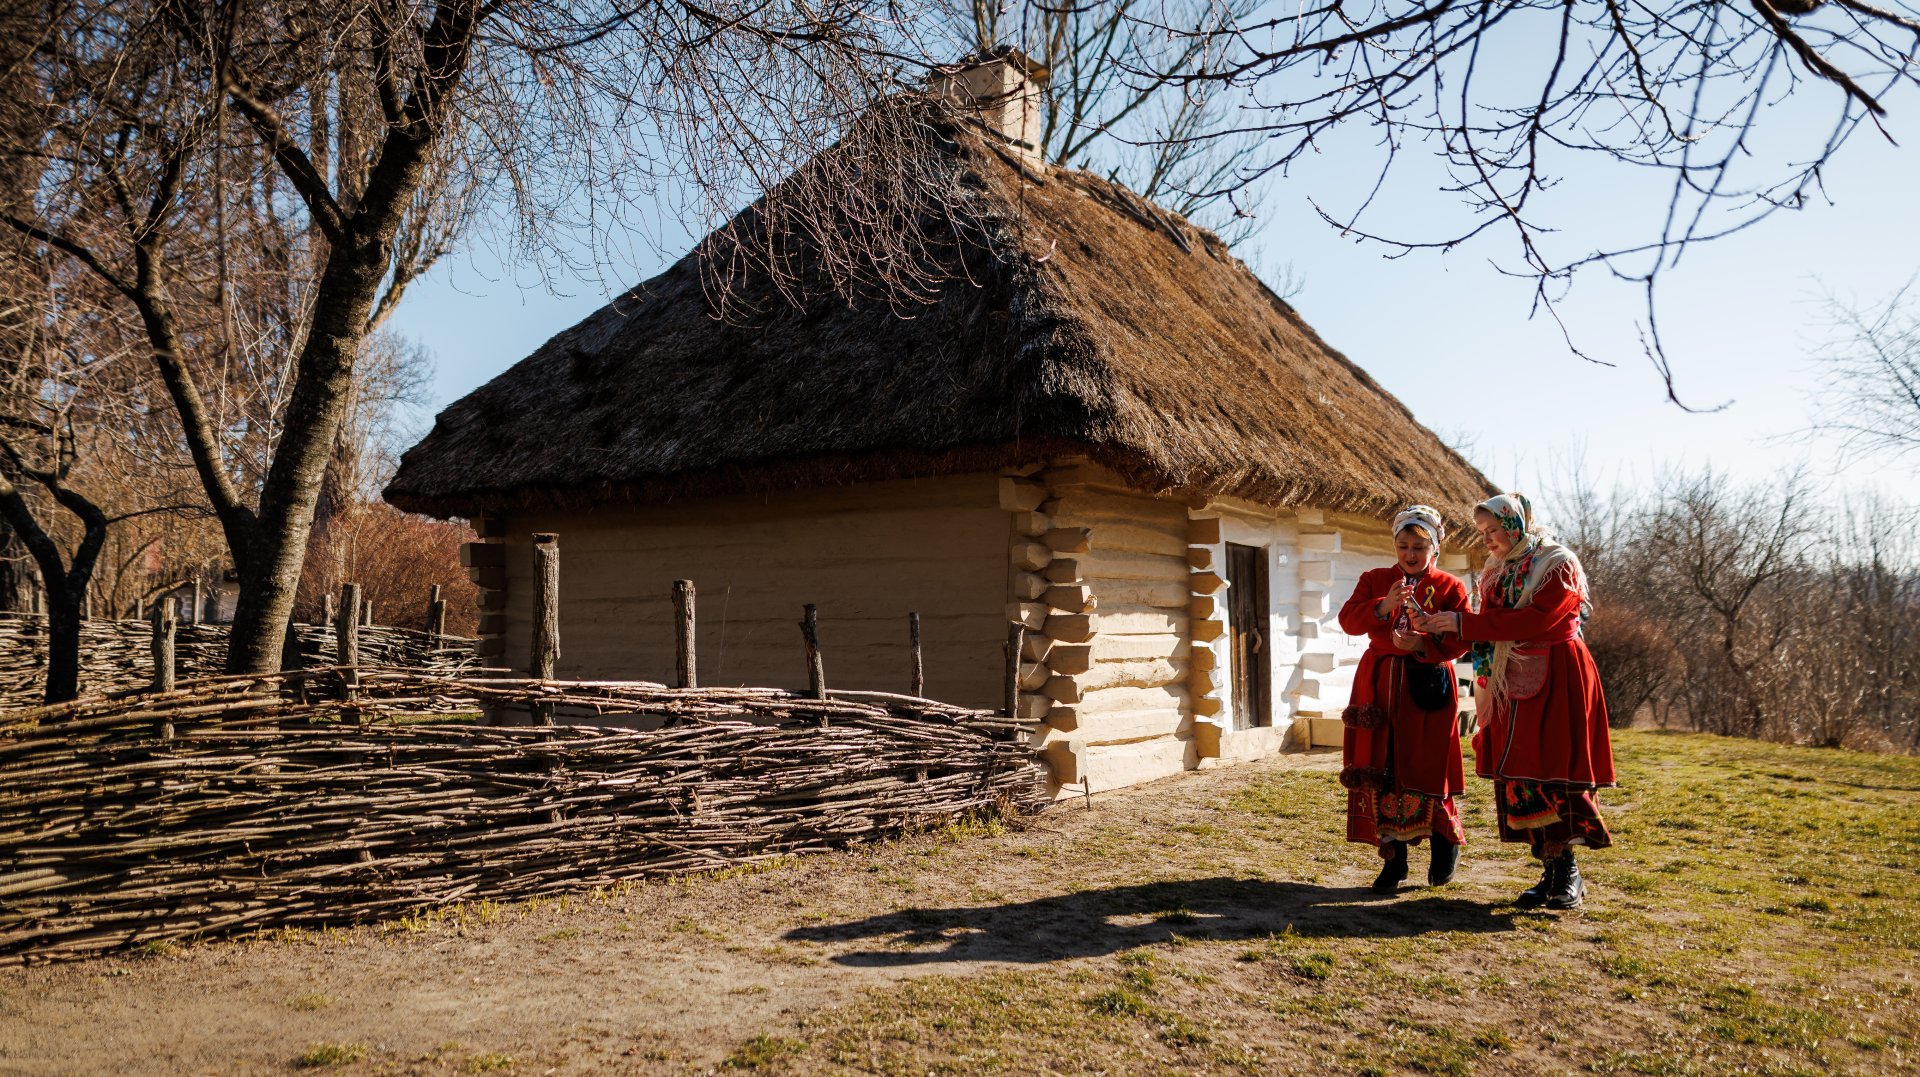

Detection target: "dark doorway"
[1225, 542, 1271, 730]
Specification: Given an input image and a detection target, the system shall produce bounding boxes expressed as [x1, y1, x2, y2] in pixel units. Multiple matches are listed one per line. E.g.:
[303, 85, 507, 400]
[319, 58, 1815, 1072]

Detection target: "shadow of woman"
[784, 876, 1518, 967]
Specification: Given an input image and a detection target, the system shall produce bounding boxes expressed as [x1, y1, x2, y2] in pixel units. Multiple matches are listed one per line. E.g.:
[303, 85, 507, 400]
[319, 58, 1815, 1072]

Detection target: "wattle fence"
[0, 668, 1045, 966]
[0, 611, 481, 709]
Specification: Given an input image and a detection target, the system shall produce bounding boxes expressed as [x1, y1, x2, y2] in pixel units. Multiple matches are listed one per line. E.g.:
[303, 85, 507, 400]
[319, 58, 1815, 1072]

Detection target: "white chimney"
[930, 47, 1050, 167]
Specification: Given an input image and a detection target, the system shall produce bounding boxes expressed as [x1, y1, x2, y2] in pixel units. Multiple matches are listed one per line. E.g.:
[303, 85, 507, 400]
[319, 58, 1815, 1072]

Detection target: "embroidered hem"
[1494, 780, 1611, 860]
[1358, 788, 1463, 848]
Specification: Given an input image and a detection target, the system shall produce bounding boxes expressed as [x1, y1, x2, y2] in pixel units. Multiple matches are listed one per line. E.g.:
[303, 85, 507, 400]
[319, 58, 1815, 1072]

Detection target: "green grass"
[771, 731, 1919, 1076]
[294, 1042, 366, 1068]
[722, 1034, 805, 1069]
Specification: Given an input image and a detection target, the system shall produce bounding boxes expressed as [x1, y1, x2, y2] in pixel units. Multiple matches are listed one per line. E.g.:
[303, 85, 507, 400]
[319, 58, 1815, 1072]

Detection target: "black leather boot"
[1545, 851, 1586, 910]
[1371, 841, 1409, 894]
[1428, 839, 1461, 886]
[1515, 856, 1557, 908]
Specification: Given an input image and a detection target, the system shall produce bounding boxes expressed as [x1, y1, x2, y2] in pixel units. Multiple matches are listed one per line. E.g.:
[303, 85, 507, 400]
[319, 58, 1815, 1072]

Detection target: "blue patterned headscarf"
[1471, 492, 1589, 697]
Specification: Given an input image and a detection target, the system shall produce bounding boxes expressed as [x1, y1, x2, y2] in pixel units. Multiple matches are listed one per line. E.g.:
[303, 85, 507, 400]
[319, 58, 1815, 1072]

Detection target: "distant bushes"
[295, 502, 479, 635]
[1541, 473, 1919, 752]
[1581, 601, 1675, 731]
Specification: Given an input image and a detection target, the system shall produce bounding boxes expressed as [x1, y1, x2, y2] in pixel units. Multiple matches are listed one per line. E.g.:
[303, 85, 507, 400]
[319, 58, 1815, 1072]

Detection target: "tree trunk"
[42, 588, 82, 703]
[222, 4, 480, 674]
[224, 228, 406, 674]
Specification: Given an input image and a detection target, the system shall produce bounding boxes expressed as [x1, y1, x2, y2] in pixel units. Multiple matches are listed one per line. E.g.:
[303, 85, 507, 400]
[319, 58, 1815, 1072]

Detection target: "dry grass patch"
[746, 732, 1919, 1076]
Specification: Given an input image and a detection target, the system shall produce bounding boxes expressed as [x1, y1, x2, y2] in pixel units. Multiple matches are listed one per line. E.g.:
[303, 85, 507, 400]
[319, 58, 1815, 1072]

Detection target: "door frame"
[1223, 541, 1272, 730]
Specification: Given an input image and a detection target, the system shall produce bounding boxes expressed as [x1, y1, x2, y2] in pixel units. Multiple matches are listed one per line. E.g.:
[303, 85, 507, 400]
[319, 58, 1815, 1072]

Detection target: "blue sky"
[388, 70, 1920, 517]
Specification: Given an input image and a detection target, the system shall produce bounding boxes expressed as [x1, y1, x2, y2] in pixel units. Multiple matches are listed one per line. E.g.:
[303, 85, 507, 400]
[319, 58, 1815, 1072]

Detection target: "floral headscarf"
[1391, 504, 1446, 549]
[1472, 493, 1590, 698]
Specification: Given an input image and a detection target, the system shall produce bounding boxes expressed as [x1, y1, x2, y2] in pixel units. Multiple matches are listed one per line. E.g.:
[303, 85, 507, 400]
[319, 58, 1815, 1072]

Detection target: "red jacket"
[1337, 566, 1470, 797]
[1461, 564, 1615, 788]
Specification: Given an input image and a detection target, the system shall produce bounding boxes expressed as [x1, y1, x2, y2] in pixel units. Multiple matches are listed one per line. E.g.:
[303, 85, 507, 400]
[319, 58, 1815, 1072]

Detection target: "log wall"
[490, 476, 1010, 710]
[1015, 461, 1471, 788]
[1041, 471, 1195, 791]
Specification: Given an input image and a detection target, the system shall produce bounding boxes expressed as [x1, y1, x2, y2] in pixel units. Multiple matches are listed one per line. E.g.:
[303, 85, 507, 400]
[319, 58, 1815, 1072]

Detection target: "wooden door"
[1225, 543, 1271, 730]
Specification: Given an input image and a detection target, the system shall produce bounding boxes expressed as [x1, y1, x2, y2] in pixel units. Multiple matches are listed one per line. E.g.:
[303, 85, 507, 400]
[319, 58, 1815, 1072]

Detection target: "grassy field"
[747, 731, 1920, 1076]
[2, 730, 1914, 1075]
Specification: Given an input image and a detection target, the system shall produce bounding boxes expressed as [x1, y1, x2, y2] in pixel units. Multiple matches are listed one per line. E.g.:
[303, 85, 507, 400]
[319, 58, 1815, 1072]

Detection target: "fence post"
[674, 579, 696, 689]
[150, 602, 176, 700]
[801, 603, 826, 708]
[426, 584, 446, 639]
[1004, 622, 1023, 722]
[531, 534, 560, 725]
[909, 612, 924, 697]
[189, 579, 203, 625]
[338, 582, 362, 703]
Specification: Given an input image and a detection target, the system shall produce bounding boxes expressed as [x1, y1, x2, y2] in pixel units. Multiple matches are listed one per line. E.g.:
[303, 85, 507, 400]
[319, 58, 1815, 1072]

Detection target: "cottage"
[385, 53, 1493, 794]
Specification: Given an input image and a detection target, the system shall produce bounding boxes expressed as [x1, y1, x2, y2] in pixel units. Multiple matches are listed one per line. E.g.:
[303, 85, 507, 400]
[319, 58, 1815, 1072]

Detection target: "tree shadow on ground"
[784, 877, 1519, 967]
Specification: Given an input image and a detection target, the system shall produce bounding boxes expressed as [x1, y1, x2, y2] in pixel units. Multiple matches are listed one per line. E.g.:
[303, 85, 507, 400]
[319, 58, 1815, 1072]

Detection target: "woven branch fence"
[0, 612, 481, 709]
[0, 668, 1045, 966]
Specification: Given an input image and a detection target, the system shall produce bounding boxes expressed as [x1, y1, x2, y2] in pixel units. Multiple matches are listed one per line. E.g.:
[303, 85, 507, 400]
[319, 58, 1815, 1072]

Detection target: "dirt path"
[1, 752, 1356, 1075]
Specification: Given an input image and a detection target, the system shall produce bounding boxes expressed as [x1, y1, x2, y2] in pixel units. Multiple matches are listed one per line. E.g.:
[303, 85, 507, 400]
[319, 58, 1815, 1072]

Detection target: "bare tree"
[1548, 465, 1919, 750]
[1132, 0, 1920, 395]
[1808, 279, 1920, 462]
[1828, 498, 1920, 748]
[1630, 470, 1815, 739]
[945, 0, 1274, 243]
[0, 252, 131, 701]
[2, 0, 952, 676]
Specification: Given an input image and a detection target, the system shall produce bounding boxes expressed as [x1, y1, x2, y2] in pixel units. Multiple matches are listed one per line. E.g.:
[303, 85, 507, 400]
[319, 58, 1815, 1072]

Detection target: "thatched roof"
[386, 121, 1493, 526]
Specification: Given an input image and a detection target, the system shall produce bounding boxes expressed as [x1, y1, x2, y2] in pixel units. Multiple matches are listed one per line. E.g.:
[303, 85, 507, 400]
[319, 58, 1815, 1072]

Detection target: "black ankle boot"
[1515, 856, 1557, 908]
[1371, 841, 1409, 894]
[1545, 851, 1586, 910]
[1428, 839, 1460, 886]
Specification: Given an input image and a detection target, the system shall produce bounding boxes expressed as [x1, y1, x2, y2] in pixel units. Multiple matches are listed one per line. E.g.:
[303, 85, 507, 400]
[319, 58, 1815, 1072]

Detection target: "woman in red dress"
[1336, 505, 1471, 894]
[1413, 493, 1615, 910]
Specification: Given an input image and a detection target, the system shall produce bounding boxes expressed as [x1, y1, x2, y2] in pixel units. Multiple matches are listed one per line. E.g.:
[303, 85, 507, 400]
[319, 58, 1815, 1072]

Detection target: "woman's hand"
[1391, 628, 1426, 654]
[1411, 610, 1461, 635]
[1376, 577, 1413, 618]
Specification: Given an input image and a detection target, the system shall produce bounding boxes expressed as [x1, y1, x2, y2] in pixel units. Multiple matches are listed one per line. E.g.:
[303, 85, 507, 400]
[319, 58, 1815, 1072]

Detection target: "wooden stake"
[1004, 621, 1023, 722]
[532, 534, 561, 725]
[338, 583, 362, 702]
[323, 591, 335, 626]
[189, 579, 203, 626]
[801, 604, 826, 707]
[426, 585, 443, 634]
[674, 580, 697, 689]
[908, 612, 924, 698]
[149, 604, 176, 699]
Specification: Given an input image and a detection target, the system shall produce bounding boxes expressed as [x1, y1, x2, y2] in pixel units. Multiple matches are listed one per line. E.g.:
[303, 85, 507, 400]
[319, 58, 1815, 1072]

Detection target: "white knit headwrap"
[1391, 504, 1445, 547]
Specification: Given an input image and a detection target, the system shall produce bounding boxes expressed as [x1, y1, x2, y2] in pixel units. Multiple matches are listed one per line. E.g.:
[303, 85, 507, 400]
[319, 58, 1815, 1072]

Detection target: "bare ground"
[2, 731, 1915, 1076]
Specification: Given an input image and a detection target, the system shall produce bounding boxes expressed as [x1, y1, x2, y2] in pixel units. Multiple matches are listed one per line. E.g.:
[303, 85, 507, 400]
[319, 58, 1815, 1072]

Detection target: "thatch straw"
[384, 120, 1493, 525]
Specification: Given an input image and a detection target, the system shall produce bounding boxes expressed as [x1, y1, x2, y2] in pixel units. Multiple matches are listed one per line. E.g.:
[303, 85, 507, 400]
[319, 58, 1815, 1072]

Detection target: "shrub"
[1584, 600, 1677, 729]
